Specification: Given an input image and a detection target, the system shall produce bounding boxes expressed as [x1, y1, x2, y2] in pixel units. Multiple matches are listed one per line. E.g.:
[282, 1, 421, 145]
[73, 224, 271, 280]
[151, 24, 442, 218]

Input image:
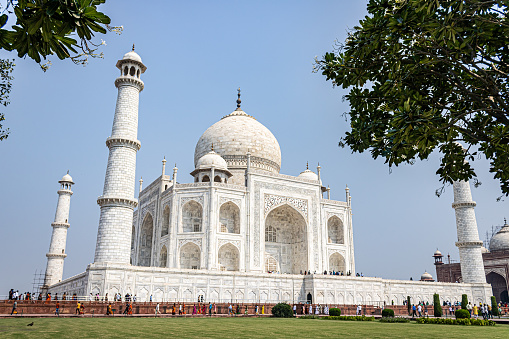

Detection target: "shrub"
[407, 296, 411, 315]
[271, 303, 293, 318]
[299, 315, 320, 319]
[379, 317, 410, 323]
[433, 294, 442, 318]
[491, 296, 499, 317]
[322, 316, 375, 321]
[381, 308, 395, 318]
[416, 317, 495, 326]
[461, 294, 468, 310]
[455, 309, 470, 319]
[329, 308, 341, 316]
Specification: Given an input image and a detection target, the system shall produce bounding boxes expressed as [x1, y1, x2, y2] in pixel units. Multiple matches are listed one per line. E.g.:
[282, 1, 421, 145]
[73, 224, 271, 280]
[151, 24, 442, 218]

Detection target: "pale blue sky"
[1, 0, 507, 295]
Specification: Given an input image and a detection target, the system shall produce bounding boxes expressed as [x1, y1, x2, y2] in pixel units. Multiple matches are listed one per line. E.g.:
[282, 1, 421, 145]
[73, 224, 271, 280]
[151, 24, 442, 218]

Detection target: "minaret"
[94, 46, 147, 265]
[452, 179, 486, 283]
[43, 172, 74, 288]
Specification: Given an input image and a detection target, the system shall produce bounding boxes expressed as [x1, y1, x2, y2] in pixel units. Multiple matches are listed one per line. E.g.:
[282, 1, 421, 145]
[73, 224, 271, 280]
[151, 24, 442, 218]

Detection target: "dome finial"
[132, 43, 135, 51]
[211, 143, 214, 151]
[306, 161, 309, 170]
[236, 87, 241, 110]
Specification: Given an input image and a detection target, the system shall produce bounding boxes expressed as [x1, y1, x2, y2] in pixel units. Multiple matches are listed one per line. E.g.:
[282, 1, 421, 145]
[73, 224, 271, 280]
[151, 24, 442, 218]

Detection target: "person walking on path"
[10, 301, 17, 315]
[55, 301, 60, 317]
[293, 304, 297, 316]
[417, 304, 422, 317]
[357, 305, 362, 316]
[155, 303, 160, 317]
[411, 304, 417, 318]
[76, 301, 80, 315]
[208, 302, 212, 316]
[473, 304, 478, 319]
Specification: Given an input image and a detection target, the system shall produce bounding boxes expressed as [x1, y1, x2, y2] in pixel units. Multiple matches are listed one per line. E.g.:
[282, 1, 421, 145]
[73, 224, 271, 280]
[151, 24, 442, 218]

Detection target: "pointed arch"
[265, 255, 278, 273]
[219, 202, 240, 234]
[161, 205, 170, 236]
[138, 213, 154, 267]
[159, 245, 167, 267]
[328, 216, 344, 244]
[264, 204, 307, 274]
[329, 252, 346, 273]
[218, 243, 240, 271]
[182, 200, 202, 232]
[180, 242, 200, 269]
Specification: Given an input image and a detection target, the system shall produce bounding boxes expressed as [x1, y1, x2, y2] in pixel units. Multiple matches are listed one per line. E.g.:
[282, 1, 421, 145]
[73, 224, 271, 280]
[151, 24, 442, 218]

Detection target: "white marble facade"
[47, 50, 492, 304]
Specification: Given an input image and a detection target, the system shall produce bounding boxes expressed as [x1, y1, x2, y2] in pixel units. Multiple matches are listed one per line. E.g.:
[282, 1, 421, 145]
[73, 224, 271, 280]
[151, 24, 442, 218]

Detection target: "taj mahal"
[42, 49, 493, 305]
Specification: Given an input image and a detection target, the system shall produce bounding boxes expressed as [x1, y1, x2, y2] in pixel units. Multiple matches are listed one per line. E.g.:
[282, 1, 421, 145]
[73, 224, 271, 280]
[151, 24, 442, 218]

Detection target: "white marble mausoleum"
[43, 49, 492, 305]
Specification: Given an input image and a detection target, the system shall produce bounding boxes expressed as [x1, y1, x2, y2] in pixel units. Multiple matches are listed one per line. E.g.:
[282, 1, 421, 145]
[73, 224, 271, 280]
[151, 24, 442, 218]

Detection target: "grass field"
[0, 317, 508, 338]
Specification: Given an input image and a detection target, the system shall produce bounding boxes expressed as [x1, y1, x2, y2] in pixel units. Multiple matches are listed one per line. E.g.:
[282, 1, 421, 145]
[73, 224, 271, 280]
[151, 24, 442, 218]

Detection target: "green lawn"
[0, 317, 507, 338]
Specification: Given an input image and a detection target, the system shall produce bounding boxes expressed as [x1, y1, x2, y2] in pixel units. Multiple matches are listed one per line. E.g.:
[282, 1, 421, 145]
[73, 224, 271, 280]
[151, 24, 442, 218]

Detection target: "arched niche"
[161, 205, 170, 236]
[182, 201, 202, 232]
[328, 216, 344, 244]
[264, 204, 307, 274]
[180, 242, 200, 269]
[486, 271, 508, 303]
[329, 252, 346, 273]
[138, 213, 154, 267]
[218, 243, 240, 271]
[219, 202, 240, 234]
[265, 255, 278, 273]
[159, 245, 167, 268]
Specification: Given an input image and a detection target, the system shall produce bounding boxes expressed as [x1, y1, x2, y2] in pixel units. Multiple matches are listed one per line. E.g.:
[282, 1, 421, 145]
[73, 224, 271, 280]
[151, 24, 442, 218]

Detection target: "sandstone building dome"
[489, 221, 509, 252]
[194, 109, 281, 174]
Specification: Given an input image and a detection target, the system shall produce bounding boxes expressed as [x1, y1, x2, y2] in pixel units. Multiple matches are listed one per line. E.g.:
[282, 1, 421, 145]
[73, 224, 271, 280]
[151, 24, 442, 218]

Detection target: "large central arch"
[264, 204, 307, 274]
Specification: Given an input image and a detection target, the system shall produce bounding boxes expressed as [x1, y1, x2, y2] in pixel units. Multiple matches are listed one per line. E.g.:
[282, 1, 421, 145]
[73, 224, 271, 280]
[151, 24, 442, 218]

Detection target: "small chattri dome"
[420, 271, 433, 281]
[298, 169, 318, 181]
[489, 221, 509, 252]
[196, 150, 228, 171]
[433, 249, 442, 257]
[59, 173, 74, 184]
[122, 50, 142, 63]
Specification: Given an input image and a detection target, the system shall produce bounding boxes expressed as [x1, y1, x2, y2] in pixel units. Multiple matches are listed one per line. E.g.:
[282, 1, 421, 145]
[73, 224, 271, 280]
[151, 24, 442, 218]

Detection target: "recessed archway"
[328, 216, 344, 244]
[219, 202, 240, 234]
[182, 201, 202, 232]
[161, 205, 170, 236]
[264, 204, 307, 274]
[329, 252, 346, 273]
[180, 242, 200, 269]
[159, 245, 167, 267]
[486, 272, 508, 303]
[138, 213, 153, 267]
[218, 243, 240, 271]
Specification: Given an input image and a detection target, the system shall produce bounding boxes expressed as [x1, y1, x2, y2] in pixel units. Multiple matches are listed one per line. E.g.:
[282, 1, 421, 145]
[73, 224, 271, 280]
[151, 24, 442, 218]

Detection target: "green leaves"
[1, 0, 113, 64]
[316, 0, 509, 196]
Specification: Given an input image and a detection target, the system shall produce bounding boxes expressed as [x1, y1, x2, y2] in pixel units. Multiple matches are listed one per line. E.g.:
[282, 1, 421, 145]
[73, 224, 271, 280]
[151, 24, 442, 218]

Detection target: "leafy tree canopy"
[0, 0, 120, 140]
[316, 0, 509, 197]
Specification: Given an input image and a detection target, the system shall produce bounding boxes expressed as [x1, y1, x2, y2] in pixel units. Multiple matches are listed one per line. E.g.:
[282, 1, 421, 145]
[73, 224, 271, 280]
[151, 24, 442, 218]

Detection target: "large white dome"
[194, 109, 281, 173]
[489, 222, 509, 252]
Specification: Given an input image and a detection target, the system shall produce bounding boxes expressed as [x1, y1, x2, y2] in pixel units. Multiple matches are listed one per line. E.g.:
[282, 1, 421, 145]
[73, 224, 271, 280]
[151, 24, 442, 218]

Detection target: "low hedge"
[329, 308, 341, 316]
[381, 308, 395, 317]
[322, 316, 375, 321]
[271, 303, 293, 318]
[299, 315, 320, 319]
[416, 317, 495, 326]
[455, 309, 470, 319]
[379, 317, 410, 323]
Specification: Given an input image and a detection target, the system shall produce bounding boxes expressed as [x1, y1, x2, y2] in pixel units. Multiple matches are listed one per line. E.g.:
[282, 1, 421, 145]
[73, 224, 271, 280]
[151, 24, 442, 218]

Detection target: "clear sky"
[1, 0, 507, 296]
